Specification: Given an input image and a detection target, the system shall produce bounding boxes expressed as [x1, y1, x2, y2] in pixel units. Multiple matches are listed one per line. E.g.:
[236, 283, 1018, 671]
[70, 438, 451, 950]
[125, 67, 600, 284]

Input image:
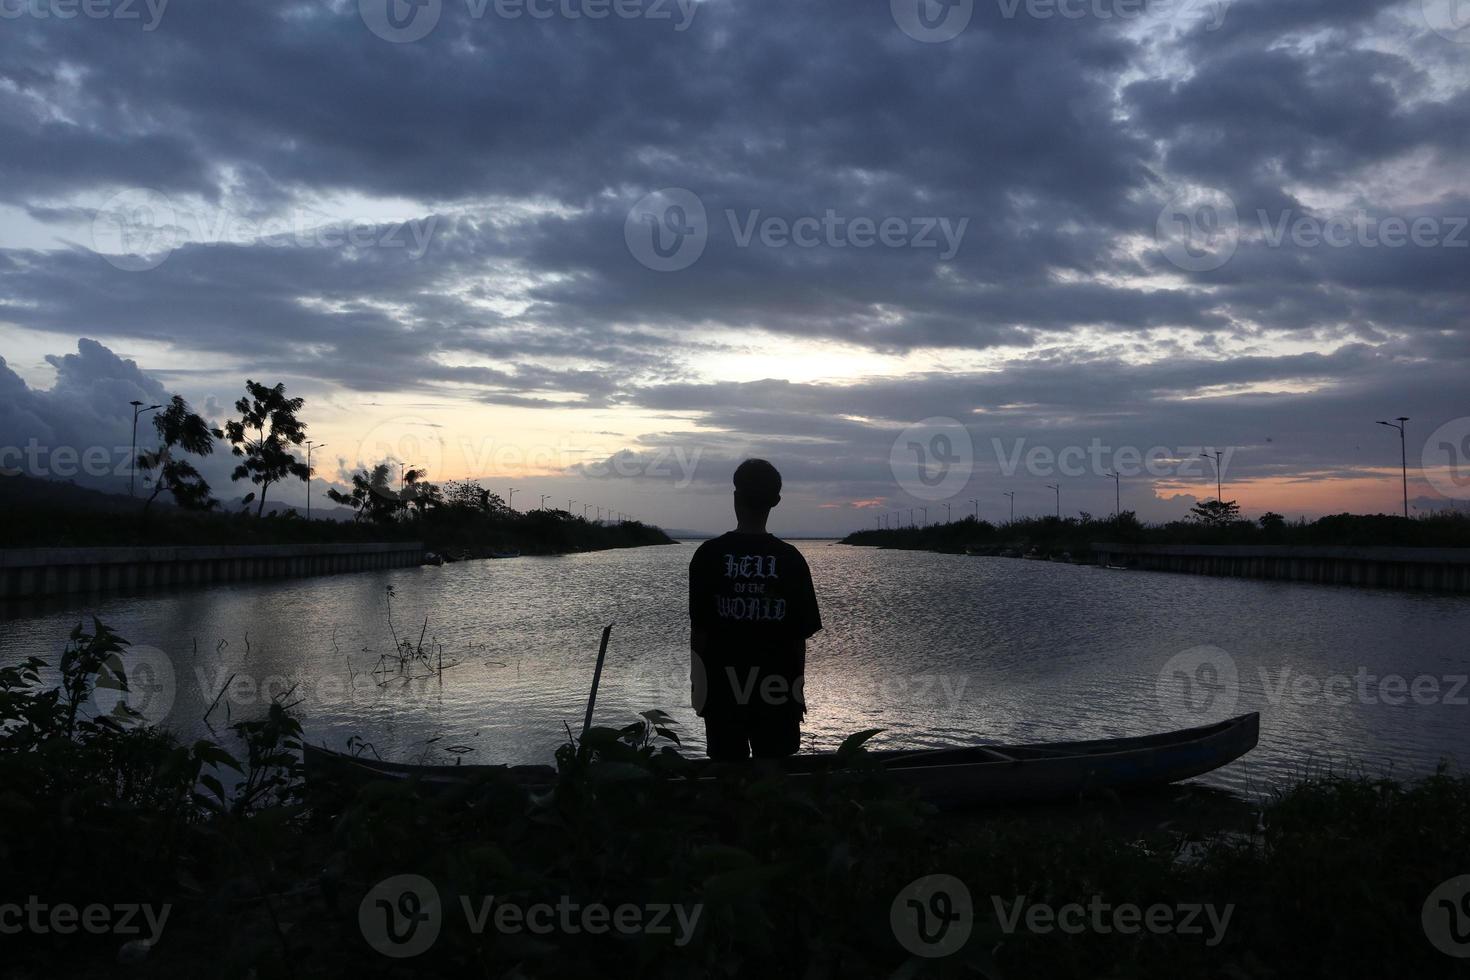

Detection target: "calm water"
[3, 541, 1467, 798]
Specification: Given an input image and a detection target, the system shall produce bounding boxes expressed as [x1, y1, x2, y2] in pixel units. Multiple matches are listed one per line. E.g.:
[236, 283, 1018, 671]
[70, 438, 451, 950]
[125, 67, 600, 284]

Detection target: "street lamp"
[920, 506, 928, 527]
[1200, 451, 1224, 503]
[508, 487, 517, 510]
[128, 400, 162, 497]
[305, 441, 326, 519]
[941, 502, 951, 524]
[583, 503, 591, 519]
[969, 497, 979, 521]
[1046, 484, 1060, 518]
[1106, 470, 1120, 518]
[1376, 418, 1411, 518]
[1003, 491, 1015, 523]
[540, 493, 550, 510]
[568, 498, 575, 513]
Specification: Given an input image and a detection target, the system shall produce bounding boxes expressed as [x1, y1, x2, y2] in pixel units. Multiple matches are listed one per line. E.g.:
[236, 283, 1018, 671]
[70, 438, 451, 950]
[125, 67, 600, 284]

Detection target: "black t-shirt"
[688, 532, 822, 714]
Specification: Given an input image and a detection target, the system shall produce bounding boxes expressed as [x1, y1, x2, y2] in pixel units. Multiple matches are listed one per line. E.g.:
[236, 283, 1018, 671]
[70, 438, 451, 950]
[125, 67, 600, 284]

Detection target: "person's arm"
[795, 551, 822, 639]
[689, 549, 710, 714]
[689, 549, 708, 654]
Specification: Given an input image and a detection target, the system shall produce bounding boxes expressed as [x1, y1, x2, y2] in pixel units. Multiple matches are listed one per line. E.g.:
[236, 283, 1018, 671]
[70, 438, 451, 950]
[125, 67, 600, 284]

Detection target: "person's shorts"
[702, 701, 800, 761]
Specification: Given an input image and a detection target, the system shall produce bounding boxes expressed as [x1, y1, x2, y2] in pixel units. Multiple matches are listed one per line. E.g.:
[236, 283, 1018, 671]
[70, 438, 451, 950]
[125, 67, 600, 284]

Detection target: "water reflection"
[2, 541, 1466, 797]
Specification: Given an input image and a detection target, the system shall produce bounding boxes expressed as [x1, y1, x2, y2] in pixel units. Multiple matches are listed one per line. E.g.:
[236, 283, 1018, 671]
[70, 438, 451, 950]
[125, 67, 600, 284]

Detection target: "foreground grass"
[2, 623, 1467, 978]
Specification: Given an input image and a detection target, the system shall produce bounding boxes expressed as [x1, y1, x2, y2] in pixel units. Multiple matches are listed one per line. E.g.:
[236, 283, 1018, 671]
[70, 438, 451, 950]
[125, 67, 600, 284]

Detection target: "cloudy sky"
[1, 0, 1467, 533]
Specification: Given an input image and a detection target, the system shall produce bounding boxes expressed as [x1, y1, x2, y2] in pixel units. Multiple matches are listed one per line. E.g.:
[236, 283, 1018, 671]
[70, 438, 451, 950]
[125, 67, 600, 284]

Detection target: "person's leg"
[747, 703, 800, 760]
[703, 707, 751, 762]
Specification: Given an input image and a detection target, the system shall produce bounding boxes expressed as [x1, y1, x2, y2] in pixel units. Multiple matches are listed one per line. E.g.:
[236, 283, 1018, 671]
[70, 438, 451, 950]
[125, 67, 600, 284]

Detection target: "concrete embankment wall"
[0, 542, 424, 598]
[1091, 543, 1470, 594]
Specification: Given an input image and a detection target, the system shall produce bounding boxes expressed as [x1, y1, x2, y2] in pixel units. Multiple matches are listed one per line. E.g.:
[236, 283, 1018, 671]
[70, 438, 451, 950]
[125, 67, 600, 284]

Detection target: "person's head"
[733, 458, 782, 524]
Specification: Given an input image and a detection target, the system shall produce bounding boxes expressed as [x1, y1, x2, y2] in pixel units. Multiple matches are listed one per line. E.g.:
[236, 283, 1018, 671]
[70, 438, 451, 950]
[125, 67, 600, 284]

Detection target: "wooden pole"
[581, 624, 613, 738]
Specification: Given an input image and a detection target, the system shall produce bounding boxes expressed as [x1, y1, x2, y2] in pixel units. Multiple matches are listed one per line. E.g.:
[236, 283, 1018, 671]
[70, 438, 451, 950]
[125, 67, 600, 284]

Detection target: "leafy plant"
[136, 394, 217, 513]
[222, 379, 310, 517]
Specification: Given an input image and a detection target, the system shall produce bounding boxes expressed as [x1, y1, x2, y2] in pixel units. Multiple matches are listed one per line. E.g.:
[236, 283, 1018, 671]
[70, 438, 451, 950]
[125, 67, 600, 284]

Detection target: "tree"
[1259, 512, 1286, 531]
[401, 468, 442, 517]
[326, 464, 400, 524]
[1189, 498, 1242, 526]
[223, 380, 309, 516]
[136, 395, 217, 513]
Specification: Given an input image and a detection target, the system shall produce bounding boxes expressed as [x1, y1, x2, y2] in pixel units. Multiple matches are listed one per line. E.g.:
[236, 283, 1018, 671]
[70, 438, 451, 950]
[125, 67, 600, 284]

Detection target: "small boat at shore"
[304, 713, 1259, 808]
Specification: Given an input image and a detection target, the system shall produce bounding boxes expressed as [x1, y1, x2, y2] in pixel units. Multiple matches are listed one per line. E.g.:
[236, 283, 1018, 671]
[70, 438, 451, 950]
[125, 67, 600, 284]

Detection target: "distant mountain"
[661, 529, 716, 540]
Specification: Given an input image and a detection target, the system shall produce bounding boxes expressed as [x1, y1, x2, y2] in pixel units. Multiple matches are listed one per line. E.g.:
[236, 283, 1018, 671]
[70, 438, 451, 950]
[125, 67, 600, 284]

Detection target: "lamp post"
[305, 441, 326, 519]
[941, 502, 951, 524]
[583, 503, 591, 519]
[1200, 451, 1224, 502]
[1107, 470, 1120, 518]
[1046, 484, 1060, 519]
[969, 497, 979, 521]
[128, 400, 162, 497]
[508, 487, 517, 511]
[1003, 491, 1015, 523]
[1376, 417, 1411, 518]
[909, 508, 915, 527]
[568, 498, 575, 514]
[920, 506, 928, 527]
[539, 493, 550, 510]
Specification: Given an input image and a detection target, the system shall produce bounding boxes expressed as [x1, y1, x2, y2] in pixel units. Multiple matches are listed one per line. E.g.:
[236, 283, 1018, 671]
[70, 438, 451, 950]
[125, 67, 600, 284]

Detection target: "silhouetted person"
[689, 459, 822, 761]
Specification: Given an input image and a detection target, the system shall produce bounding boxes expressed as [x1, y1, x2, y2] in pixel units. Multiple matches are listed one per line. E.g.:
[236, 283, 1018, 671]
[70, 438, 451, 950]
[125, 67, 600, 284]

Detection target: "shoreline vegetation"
[840, 509, 1470, 563]
[0, 474, 675, 556]
[4, 621, 1466, 977]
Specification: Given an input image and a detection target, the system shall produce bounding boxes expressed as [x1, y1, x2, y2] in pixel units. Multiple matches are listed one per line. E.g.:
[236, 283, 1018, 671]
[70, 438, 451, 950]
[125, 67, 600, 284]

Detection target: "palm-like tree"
[136, 395, 217, 513]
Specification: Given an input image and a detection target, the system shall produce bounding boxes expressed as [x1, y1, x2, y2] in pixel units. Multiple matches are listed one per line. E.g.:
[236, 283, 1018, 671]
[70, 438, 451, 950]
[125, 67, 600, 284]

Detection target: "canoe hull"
[304, 713, 1259, 808]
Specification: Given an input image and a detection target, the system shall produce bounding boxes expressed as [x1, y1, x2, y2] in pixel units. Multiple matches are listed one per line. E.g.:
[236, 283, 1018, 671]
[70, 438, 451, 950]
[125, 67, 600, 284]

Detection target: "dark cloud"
[0, 0, 1466, 527]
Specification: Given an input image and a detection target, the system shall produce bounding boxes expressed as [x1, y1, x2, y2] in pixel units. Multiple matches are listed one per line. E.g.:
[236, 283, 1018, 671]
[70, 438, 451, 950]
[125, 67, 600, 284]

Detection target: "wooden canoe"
[303, 713, 1259, 807]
